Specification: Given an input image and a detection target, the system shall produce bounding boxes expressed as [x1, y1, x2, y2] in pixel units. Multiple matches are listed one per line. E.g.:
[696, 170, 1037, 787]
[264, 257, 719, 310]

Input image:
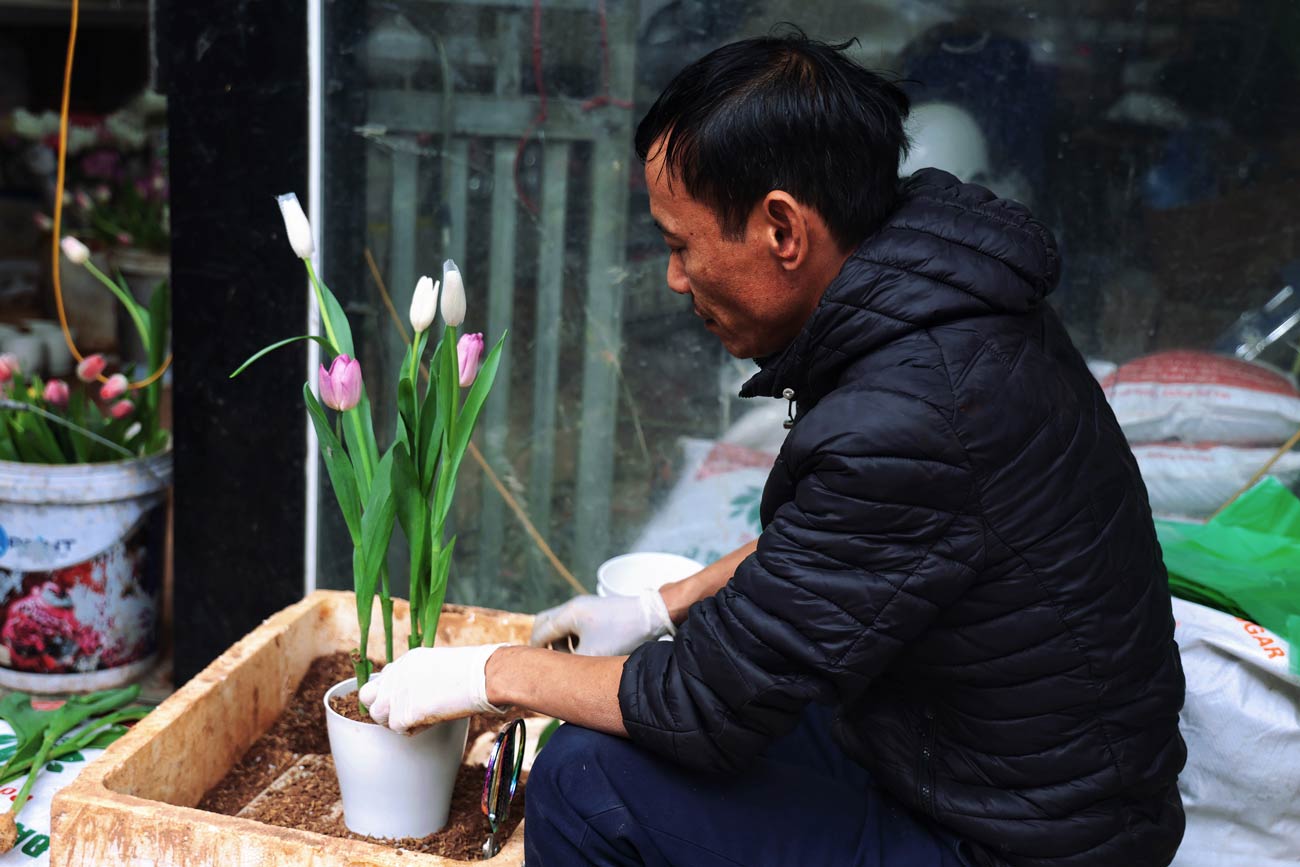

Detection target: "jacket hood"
[741, 168, 1060, 404]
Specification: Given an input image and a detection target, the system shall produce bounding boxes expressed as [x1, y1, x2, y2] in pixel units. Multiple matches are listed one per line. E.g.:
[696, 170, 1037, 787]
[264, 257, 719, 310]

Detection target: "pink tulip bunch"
[0, 352, 153, 464]
[230, 196, 509, 691]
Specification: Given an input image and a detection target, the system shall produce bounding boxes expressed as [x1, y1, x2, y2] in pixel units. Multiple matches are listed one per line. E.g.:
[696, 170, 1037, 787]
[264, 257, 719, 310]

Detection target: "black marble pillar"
[159, 0, 309, 683]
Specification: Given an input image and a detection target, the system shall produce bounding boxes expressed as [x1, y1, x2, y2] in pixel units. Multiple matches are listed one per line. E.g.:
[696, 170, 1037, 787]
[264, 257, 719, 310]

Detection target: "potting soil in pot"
[198, 652, 526, 860]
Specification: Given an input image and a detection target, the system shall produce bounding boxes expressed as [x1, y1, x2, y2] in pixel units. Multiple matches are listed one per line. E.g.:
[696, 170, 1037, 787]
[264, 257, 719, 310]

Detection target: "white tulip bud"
[440, 259, 465, 327]
[60, 236, 90, 265]
[410, 276, 438, 333]
[276, 192, 315, 259]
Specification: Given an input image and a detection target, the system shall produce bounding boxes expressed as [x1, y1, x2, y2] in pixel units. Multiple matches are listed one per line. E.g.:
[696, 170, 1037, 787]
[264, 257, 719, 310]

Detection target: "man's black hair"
[636, 30, 910, 250]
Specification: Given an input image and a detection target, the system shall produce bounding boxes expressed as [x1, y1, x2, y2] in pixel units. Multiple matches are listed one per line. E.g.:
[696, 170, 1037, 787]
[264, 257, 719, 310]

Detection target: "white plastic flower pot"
[0, 451, 171, 693]
[324, 676, 470, 840]
[596, 551, 703, 598]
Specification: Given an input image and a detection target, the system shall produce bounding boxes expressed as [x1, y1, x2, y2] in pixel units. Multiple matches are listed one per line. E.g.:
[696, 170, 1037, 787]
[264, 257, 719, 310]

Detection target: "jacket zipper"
[918, 703, 938, 817]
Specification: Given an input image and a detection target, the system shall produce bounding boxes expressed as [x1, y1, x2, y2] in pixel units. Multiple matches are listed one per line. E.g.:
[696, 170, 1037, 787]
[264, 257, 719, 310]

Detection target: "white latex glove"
[530, 590, 675, 656]
[357, 643, 507, 734]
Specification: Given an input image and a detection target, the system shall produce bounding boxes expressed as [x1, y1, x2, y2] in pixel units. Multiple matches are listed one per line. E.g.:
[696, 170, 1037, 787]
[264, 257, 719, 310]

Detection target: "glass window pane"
[318, 1, 1300, 611]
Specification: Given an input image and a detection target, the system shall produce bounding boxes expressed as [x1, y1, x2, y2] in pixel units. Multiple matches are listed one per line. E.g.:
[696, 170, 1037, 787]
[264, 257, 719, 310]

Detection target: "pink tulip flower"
[76, 353, 107, 382]
[319, 354, 363, 411]
[0, 353, 20, 380]
[109, 400, 135, 420]
[457, 333, 486, 388]
[100, 373, 129, 401]
[43, 380, 70, 407]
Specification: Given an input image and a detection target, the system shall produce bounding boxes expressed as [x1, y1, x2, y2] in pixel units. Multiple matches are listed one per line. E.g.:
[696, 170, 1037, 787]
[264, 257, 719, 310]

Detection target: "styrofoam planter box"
[49, 590, 533, 866]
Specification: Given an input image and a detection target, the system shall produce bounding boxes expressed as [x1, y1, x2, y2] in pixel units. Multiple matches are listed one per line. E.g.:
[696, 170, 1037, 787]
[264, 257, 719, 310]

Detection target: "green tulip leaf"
[434, 333, 507, 527]
[230, 335, 334, 379]
[341, 392, 381, 502]
[417, 358, 445, 494]
[359, 447, 398, 602]
[391, 441, 431, 645]
[304, 385, 362, 547]
[309, 266, 356, 359]
[397, 378, 417, 447]
[421, 536, 456, 646]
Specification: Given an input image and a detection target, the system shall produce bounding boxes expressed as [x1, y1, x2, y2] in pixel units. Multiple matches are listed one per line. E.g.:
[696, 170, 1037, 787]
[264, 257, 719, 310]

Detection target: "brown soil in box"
[198, 652, 526, 861]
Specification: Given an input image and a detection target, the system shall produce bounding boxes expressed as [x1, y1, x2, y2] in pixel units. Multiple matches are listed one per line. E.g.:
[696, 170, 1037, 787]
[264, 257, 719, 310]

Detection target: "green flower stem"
[409, 339, 420, 402]
[82, 259, 149, 346]
[420, 333, 466, 645]
[303, 259, 341, 351]
[7, 731, 55, 817]
[304, 258, 375, 492]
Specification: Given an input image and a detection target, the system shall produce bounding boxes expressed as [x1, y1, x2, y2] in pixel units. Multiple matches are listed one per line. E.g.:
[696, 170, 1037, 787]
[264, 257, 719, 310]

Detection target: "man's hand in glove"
[529, 590, 675, 656]
[358, 643, 507, 734]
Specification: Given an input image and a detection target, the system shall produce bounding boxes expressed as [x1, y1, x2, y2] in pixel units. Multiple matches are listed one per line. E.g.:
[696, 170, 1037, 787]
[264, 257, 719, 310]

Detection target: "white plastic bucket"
[324, 677, 470, 839]
[596, 552, 703, 598]
[0, 451, 171, 692]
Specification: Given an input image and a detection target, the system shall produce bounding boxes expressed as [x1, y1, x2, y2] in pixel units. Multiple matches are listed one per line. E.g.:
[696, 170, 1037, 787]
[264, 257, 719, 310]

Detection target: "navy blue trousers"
[524, 706, 968, 866]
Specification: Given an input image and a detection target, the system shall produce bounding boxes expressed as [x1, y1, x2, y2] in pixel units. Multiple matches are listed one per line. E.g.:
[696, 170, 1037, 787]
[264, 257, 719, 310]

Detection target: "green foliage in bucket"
[232, 194, 505, 695]
[0, 238, 170, 464]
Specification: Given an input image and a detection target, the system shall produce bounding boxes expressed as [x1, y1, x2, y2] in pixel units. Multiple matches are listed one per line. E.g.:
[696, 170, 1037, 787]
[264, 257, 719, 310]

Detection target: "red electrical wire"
[512, 0, 632, 214]
[511, 0, 549, 215]
[582, 0, 633, 111]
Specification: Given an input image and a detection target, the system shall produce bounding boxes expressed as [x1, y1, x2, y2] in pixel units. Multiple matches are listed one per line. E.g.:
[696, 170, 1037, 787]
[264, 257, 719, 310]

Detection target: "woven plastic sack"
[1171, 597, 1300, 867]
[1100, 350, 1300, 445]
[1134, 443, 1300, 520]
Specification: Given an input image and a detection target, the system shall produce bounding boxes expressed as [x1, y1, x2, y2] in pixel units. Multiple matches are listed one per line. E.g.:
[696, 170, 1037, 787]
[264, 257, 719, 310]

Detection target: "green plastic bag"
[1155, 477, 1300, 672]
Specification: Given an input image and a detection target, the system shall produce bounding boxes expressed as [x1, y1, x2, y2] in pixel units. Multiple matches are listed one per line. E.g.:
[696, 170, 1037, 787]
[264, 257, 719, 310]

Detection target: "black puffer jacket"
[620, 170, 1186, 866]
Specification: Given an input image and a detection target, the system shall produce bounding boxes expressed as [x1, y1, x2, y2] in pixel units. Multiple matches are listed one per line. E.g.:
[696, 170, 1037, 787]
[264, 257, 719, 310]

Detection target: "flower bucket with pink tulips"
[232, 193, 506, 839]
[0, 238, 172, 693]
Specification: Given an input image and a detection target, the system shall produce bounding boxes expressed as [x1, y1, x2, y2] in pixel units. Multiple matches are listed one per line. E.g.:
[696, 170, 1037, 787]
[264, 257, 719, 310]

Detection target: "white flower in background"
[276, 193, 315, 259]
[410, 275, 438, 333]
[60, 236, 90, 265]
[440, 259, 465, 327]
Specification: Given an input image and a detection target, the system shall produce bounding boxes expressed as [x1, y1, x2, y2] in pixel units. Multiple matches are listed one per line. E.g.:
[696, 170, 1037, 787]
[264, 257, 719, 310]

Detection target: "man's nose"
[666, 253, 690, 295]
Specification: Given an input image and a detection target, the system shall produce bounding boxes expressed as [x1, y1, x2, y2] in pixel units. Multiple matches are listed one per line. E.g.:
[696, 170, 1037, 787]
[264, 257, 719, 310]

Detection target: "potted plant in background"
[0, 236, 170, 694]
[235, 193, 505, 839]
[17, 90, 170, 361]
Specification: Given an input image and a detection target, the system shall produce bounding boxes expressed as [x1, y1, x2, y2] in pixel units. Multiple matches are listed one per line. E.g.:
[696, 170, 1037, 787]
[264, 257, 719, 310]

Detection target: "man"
[360, 33, 1187, 866]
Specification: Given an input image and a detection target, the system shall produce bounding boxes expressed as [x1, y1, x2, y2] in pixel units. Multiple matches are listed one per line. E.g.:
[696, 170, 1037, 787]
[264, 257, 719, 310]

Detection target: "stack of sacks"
[1099, 350, 1300, 520]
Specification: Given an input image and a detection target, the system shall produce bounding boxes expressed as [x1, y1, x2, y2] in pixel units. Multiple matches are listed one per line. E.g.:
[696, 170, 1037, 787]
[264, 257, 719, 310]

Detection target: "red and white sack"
[633, 437, 774, 566]
[1133, 443, 1300, 520]
[635, 402, 787, 564]
[1100, 351, 1300, 445]
[1171, 598, 1300, 867]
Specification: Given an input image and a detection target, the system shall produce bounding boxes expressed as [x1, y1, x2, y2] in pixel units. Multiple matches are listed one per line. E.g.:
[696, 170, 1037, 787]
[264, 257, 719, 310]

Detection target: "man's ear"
[760, 191, 807, 271]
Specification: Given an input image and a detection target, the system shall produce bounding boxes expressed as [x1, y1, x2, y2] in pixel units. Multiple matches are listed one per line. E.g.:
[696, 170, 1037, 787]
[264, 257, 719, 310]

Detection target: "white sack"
[1100, 351, 1300, 446]
[1132, 443, 1300, 520]
[1171, 597, 1300, 867]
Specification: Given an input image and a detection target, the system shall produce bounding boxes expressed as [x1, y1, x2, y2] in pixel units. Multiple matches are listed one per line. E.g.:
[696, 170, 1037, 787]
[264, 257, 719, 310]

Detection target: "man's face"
[645, 148, 812, 359]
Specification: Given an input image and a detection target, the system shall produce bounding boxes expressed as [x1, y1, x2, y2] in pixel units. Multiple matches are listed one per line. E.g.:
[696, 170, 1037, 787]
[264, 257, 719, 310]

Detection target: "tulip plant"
[0, 237, 169, 464]
[234, 194, 505, 692]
